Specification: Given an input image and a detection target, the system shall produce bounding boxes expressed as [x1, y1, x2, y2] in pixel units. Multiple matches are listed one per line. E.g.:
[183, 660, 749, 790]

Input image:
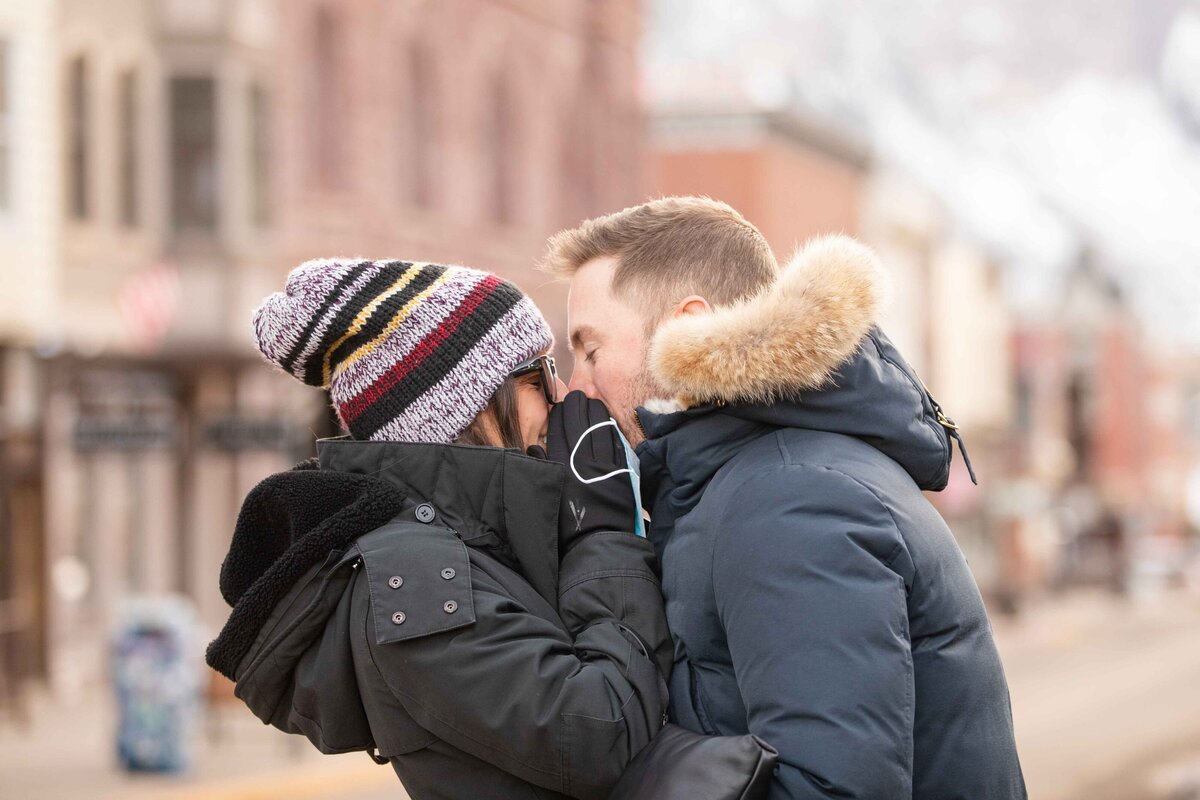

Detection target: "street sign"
[73, 417, 175, 451]
[202, 416, 292, 451]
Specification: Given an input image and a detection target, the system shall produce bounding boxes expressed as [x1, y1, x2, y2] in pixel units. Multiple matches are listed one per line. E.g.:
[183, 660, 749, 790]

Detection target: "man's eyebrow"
[569, 325, 598, 353]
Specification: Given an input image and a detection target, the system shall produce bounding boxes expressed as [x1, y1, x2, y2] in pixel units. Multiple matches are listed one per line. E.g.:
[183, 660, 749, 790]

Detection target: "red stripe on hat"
[340, 274, 504, 424]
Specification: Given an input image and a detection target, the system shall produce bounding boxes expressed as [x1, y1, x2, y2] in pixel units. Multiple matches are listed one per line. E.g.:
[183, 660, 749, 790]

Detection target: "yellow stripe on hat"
[320, 262, 426, 387]
[330, 270, 457, 381]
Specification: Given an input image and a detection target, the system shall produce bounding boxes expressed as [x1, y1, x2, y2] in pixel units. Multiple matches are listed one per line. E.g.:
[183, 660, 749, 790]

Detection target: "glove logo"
[569, 500, 587, 532]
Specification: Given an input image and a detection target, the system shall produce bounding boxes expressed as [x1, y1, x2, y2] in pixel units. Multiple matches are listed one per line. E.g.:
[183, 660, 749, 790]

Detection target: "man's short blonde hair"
[540, 197, 779, 322]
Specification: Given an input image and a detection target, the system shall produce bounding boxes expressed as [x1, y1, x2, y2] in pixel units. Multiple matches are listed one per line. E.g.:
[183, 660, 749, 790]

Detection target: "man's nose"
[567, 370, 594, 398]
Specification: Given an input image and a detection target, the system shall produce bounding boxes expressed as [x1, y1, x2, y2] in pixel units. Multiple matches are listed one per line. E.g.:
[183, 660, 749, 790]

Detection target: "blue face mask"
[615, 423, 648, 539]
[567, 419, 648, 538]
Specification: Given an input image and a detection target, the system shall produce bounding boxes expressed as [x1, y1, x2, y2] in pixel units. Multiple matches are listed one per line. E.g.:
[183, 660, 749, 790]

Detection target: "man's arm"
[712, 465, 914, 799]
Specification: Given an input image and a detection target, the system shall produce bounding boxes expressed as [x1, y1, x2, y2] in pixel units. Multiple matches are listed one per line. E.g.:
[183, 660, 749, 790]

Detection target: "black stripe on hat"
[350, 280, 525, 440]
[325, 263, 446, 370]
[299, 263, 408, 387]
[279, 264, 368, 377]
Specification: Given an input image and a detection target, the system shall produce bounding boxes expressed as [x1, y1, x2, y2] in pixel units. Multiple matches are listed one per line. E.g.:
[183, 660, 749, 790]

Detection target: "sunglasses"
[508, 355, 559, 404]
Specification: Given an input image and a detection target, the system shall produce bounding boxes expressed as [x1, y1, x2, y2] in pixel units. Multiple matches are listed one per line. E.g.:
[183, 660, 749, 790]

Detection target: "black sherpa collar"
[205, 459, 408, 679]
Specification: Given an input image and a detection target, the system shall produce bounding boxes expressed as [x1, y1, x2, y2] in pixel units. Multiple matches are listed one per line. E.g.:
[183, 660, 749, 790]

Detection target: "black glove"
[528, 391, 637, 556]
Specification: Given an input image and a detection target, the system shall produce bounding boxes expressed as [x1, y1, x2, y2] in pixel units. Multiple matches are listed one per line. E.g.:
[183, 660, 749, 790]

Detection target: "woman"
[206, 259, 672, 799]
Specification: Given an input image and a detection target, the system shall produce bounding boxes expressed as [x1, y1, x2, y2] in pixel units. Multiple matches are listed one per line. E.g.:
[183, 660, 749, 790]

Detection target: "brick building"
[0, 0, 644, 706]
[271, 0, 643, 349]
[652, 108, 868, 255]
[649, 108, 1013, 438]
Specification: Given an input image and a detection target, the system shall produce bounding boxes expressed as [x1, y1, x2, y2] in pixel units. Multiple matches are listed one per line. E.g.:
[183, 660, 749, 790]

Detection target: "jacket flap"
[357, 521, 476, 644]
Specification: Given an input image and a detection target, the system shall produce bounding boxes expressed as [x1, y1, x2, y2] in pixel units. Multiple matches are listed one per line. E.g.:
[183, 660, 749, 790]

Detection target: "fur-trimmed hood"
[636, 236, 974, 493]
[649, 235, 884, 406]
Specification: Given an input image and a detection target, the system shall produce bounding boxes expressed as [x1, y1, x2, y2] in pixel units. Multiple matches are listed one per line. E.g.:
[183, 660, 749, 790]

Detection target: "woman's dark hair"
[455, 377, 526, 450]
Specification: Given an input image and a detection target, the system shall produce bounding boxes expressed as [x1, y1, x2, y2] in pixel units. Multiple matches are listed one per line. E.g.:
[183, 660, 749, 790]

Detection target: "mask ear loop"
[569, 420, 633, 484]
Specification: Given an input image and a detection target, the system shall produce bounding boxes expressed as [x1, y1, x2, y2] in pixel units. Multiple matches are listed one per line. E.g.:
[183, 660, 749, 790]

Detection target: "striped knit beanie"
[253, 259, 554, 443]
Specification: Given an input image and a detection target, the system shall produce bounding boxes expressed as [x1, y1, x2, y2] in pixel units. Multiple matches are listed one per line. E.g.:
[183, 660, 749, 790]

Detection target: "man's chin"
[613, 410, 646, 449]
[612, 372, 664, 448]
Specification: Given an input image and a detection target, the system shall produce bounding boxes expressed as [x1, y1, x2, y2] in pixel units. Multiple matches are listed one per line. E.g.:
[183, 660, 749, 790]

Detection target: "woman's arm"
[356, 521, 669, 800]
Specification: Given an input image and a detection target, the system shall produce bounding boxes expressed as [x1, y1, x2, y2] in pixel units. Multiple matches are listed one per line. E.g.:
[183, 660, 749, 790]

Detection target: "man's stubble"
[612, 358, 667, 449]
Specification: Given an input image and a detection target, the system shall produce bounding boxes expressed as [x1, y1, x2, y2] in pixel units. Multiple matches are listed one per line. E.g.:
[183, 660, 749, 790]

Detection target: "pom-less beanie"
[253, 259, 554, 443]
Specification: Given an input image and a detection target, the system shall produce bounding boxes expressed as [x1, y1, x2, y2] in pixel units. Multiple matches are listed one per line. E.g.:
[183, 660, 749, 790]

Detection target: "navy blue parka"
[635, 236, 1026, 800]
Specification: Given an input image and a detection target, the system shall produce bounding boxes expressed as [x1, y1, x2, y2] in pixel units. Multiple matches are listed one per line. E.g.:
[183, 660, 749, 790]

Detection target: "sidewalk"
[5, 587, 1197, 800]
[991, 587, 1200, 800]
[0, 686, 402, 800]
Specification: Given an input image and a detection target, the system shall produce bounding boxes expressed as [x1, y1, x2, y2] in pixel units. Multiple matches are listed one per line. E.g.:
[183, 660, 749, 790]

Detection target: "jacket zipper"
[927, 394, 978, 485]
[633, 409, 647, 439]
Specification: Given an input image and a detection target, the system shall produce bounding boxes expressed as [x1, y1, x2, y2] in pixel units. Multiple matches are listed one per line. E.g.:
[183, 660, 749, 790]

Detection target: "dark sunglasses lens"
[540, 359, 557, 403]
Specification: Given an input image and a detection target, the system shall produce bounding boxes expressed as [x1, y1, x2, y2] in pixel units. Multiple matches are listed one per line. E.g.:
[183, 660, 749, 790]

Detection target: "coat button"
[415, 504, 435, 523]
[391, 611, 406, 625]
[443, 601, 458, 614]
[388, 576, 403, 589]
[440, 568, 455, 580]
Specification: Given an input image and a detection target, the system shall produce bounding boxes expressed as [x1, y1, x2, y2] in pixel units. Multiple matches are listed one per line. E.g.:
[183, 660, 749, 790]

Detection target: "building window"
[67, 56, 90, 220]
[486, 69, 516, 225]
[0, 40, 11, 213]
[406, 42, 436, 208]
[169, 76, 217, 232]
[117, 69, 139, 227]
[312, 6, 347, 188]
[248, 83, 270, 227]
[1066, 372, 1093, 481]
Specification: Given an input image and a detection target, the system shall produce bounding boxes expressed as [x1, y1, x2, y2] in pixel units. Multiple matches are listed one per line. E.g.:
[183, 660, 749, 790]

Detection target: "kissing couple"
[208, 196, 1026, 800]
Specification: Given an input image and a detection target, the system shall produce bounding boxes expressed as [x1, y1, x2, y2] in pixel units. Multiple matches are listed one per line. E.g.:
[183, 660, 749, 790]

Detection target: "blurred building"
[0, 0, 314, 705]
[272, 0, 642, 347]
[1010, 257, 1200, 590]
[652, 108, 869, 256]
[856, 169, 1013, 420]
[650, 111, 1021, 591]
[650, 113, 1012, 467]
[0, 0, 643, 707]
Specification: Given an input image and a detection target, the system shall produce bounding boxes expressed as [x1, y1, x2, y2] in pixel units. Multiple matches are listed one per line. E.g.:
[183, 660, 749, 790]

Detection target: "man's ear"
[673, 295, 712, 318]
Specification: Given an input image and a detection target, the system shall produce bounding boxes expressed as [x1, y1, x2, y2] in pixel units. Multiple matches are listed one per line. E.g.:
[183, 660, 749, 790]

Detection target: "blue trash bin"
[112, 595, 202, 773]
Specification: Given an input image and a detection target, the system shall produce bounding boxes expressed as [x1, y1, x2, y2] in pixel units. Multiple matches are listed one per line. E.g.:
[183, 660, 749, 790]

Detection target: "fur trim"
[641, 397, 688, 415]
[648, 235, 885, 405]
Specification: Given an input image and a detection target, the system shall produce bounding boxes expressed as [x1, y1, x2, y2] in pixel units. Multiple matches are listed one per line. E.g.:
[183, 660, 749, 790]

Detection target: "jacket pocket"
[687, 660, 721, 736]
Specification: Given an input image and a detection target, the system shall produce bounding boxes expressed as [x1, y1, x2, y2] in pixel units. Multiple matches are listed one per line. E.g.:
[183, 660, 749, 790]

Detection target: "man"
[542, 197, 1026, 799]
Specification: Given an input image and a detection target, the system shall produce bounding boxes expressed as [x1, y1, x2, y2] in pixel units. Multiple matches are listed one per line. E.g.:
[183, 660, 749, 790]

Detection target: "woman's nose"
[552, 376, 568, 403]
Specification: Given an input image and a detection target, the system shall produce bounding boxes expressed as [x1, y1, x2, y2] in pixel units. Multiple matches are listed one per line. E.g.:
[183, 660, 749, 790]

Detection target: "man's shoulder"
[702, 429, 911, 554]
[708, 427, 901, 498]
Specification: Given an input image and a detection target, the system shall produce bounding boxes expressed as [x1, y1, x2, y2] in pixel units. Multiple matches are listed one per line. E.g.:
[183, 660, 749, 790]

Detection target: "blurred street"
[2, 588, 1197, 800]
[996, 589, 1200, 800]
[0, 686, 402, 800]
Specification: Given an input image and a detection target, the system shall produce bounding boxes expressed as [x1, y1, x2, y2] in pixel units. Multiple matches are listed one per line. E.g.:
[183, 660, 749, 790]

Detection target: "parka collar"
[318, 437, 566, 608]
[636, 329, 959, 511]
